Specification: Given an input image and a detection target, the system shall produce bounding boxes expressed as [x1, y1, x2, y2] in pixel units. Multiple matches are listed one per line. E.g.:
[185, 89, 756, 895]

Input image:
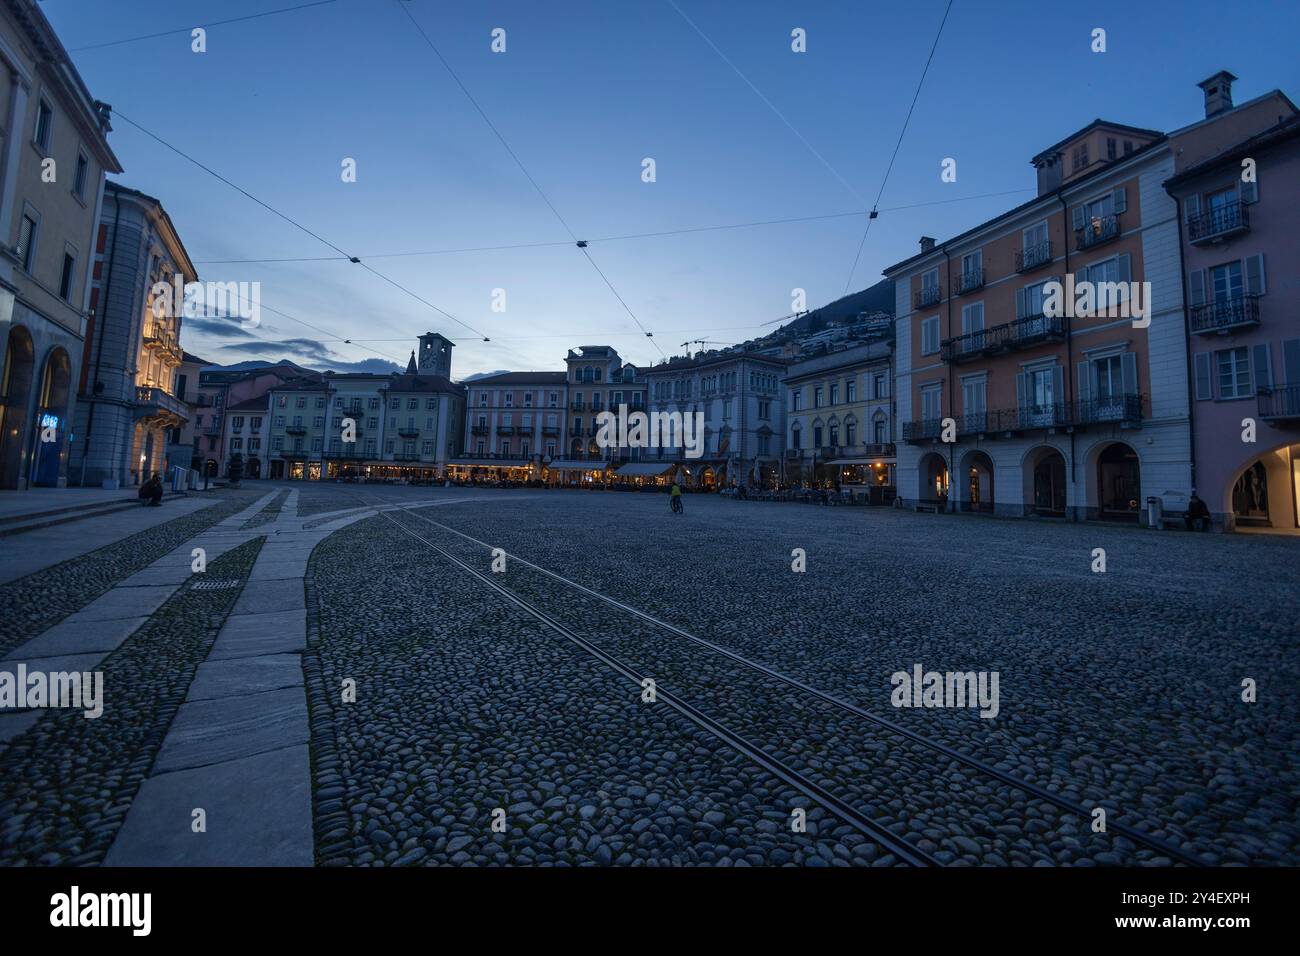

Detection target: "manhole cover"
[190, 579, 241, 591]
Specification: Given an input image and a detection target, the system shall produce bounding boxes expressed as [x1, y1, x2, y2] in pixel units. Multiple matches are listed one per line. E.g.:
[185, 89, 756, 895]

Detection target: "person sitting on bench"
[1185, 490, 1210, 531]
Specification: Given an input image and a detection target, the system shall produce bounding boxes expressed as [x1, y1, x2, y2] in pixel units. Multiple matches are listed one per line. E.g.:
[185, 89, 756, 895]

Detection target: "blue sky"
[47, 0, 1299, 377]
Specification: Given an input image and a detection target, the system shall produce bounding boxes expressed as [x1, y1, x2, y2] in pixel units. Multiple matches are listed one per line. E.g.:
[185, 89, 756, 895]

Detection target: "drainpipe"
[943, 243, 954, 511]
[78, 190, 122, 487]
[1170, 188, 1198, 501]
[1058, 190, 1076, 521]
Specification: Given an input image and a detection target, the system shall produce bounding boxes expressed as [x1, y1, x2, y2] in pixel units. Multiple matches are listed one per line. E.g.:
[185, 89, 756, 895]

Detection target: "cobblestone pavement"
[0, 480, 1295, 867]
[328, 484, 1298, 866]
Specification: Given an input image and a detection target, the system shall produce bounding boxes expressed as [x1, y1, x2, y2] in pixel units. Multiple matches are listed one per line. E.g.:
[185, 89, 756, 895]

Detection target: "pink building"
[1166, 109, 1300, 530]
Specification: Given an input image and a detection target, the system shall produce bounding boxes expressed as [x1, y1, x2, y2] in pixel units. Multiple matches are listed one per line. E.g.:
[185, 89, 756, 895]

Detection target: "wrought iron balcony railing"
[1187, 201, 1249, 244]
[914, 284, 942, 309]
[1189, 295, 1260, 335]
[941, 314, 1067, 363]
[1076, 214, 1120, 250]
[1015, 241, 1052, 273]
[955, 268, 985, 295]
[1258, 385, 1300, 422]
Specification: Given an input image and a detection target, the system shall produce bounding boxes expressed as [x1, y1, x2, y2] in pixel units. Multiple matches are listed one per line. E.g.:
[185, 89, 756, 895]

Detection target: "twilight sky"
[46, 0, 1299, 378]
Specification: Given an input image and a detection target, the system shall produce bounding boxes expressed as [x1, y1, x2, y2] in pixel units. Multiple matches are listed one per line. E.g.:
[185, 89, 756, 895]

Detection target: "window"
[296, 397, 306, 408]
[391, 398, 400, 409]
[813, 425, 823, 447]
[874, 374, 888, 399]
[249, 438, 260, 451]
[1093, 355, 1123, 399]
[814, 386, 824, 408]
[313, 416, 324, 428]
[251, 416, 262, 429]
[504, 393, 513, 407]
[1123, 140, 1133, 155]
[873, 417, 887, 444]
[1106, 138, 1117, 161]
[369, 397, 379, 409]
[962, 377, 987, 422]
[34, 99, 53, 151]
[845, 422, 856, 446]
[961, 250, 982, 280]
[316, 397, 325, 408]
[231, 437, 243, 451]
[1211, 261, 1243, 302]
[501, 440, 511, 457]
[422, 440, 433, 453]
[921, 316, 940, 355]
[58, 252, 76, 301]
[791, 390, 802, 412]
[758, 434, 770, 456]
[921, 385, 942, 421]
[546, 441, 556, 458]
[790, 424, 801, 450]
[846, 380, 856, 403]
[385, 440, 394, 453]
[17, 213, 37, 271]
[272, 436, 283, 451]
[549, 392, 558, 407]
[311, 438, 322, 452]
[364, 439, 375, 455]
[74, 152, 89, 199]
[921, 267, 939, 296]
[232, 416, 245, 430]
[292, 415, 303, 427]
[758, 400, 770, 419]
[273, 416, 285, 427]
[1217, 347, 1251, 398]
[830, 384, 839, 406]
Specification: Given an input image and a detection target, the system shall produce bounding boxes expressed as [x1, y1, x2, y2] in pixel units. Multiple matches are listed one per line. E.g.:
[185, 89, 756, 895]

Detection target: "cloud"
[184, 316, 256, 339]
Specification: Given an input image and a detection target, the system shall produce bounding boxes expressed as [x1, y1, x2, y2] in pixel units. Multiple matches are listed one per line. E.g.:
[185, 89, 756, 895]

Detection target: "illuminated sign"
[40, 413, 60, 430]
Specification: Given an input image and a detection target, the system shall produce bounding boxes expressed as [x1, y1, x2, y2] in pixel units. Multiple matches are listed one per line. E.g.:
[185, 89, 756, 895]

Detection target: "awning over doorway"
[614, 462, 677, 477]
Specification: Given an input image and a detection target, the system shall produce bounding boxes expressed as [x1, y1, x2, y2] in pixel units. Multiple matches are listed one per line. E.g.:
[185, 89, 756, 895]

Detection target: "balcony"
[941, 314, 1067, 363]
[902, 418, 946, 442]
[133, 386, 189, 423]
[1070, 394, 1142, 427]
[954, 268, 985, 295]
[1258, 386, 1300, 423]
[542, 425, 560, 435]
[1187, 201, 1249, 244]
[1016, 241, 1052, 273]
[1076, 214, 1120, 251]
[471, 424, 489, 435]
[203, 424, 222, 436]
[285, 425, 307, 436]
[784, 448, 802, 459]
[397, 428, 420, 438]
[914, 284, 942, 309]
[571, 400, 585, 411]
[1190, 295, 1260, 335]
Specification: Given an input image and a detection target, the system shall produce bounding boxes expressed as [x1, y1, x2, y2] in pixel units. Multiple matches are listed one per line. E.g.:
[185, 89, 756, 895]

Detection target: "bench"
[1149, 491, 1198, 530]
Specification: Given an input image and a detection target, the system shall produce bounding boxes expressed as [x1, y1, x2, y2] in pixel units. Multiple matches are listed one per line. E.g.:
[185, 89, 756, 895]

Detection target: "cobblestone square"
[2, 482, 1295, 867]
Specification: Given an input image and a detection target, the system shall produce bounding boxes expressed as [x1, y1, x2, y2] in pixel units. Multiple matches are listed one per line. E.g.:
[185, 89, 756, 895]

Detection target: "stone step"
[0, 493, 184, 538]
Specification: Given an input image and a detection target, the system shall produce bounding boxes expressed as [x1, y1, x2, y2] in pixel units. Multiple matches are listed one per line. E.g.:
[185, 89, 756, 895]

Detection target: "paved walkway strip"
[106, 488, 377, 866]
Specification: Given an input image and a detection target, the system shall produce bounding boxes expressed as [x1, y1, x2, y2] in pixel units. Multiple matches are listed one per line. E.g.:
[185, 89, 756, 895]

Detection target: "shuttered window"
[16, 214, 37, 270]
[1193, 353, 1213, 401]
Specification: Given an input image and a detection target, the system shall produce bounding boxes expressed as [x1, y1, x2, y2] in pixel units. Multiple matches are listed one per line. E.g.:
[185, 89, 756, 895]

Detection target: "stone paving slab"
[231, 579, 305, 615]
[247, 559, 309, 581]
[119, 563, 197, 587]
[65, 585, 176, 622]
[207, 610, 307, 660]
[104, 744, 314, 867]
[3, 616, 146, 660]
[153, 686, 308, 773]
[0, 710, 42, 745]
[187, 653, 303, 702]
[0, 652, 107, 689]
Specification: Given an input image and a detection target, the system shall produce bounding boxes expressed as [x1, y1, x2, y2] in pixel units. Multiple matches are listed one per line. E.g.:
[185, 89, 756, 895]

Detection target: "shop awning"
[826, 457, 891, 466]
[449, 459, 529, 468]
[547, 459, 607, 471]
[614, 462, 677, 477]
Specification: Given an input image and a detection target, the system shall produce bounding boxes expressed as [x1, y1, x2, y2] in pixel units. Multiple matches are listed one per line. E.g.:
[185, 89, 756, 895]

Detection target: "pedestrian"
[670, 478, 684, 514]
[138, 473, 164, 507]
[1185, 489, 1211, 531]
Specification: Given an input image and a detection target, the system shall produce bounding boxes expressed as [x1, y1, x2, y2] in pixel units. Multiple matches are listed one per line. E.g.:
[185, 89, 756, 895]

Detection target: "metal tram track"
[363, 493, 1205, 868]
[358, 495, 938, 867]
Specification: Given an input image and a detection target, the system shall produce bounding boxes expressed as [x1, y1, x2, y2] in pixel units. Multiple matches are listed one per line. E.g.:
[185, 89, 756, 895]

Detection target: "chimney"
[1198, 70, 1237, 118]
[919, 236, 935, 254]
